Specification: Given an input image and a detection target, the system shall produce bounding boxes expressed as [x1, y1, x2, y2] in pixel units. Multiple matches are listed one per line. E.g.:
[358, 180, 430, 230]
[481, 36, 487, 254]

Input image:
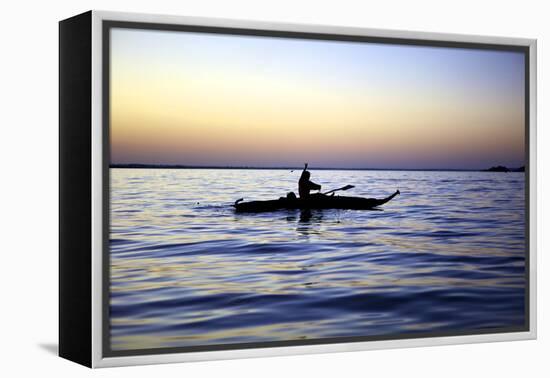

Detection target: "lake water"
[109, 168, 526, 352]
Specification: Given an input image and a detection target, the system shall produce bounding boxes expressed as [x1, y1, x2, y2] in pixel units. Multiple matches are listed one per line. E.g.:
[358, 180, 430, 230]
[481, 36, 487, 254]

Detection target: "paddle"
[323, 184, 355, 195]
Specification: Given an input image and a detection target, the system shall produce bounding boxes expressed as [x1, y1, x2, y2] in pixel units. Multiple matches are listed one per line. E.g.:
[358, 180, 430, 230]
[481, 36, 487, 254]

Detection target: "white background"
[0, 0, 546, 376]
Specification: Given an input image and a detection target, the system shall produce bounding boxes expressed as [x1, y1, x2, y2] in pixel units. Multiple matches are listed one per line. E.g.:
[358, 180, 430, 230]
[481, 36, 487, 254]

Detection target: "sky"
[110, 28, 526, 170]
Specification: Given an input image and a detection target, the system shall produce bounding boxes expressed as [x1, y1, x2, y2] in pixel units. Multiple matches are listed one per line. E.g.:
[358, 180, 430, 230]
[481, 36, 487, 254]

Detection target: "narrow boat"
[234, 190, 400, 213]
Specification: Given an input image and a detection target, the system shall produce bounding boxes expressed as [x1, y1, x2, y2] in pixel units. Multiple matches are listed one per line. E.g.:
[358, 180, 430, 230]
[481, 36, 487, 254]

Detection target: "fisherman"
[299, 163, 322, 199]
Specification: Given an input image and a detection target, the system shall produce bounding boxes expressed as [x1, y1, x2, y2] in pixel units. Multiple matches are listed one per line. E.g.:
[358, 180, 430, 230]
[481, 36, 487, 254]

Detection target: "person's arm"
[308, 181, 321, 191]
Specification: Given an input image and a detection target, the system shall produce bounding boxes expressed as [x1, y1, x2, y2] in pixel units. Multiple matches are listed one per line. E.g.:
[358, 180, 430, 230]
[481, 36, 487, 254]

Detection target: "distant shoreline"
[110, 163, 525, 172]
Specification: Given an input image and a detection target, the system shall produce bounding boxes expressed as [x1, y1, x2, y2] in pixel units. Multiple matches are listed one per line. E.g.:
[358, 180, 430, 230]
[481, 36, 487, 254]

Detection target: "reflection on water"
[109, 169, 526, 351]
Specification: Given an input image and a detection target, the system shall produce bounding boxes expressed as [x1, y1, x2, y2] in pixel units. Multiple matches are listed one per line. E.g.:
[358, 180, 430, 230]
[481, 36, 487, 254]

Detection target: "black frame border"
[101, 20, 531, 358]
[59, 11, 93, 367]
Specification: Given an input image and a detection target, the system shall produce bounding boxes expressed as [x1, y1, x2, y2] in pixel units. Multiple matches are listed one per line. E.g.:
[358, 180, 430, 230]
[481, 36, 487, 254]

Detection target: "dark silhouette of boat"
[234, 190, 400, 213]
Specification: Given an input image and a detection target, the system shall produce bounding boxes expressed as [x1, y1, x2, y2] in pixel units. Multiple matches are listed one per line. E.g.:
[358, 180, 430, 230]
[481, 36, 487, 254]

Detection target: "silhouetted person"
[299, 163, 321, 199]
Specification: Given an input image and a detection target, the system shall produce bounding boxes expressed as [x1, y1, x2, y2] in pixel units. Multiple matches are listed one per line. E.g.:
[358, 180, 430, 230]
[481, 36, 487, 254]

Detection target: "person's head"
[303, 171, 310, 180]
[286, 192, 297, 200]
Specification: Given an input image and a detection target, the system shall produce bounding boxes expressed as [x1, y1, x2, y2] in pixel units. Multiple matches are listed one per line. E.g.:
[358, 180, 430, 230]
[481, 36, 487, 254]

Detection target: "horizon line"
[109, 163, 525, 172]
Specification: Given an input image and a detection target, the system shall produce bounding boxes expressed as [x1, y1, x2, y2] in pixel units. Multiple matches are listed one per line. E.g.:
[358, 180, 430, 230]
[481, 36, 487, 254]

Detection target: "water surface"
[109, 169, 526, 351]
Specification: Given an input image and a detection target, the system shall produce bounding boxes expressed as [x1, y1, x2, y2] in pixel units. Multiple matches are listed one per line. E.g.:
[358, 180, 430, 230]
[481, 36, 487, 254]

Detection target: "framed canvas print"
[59, 10, 537, 368]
